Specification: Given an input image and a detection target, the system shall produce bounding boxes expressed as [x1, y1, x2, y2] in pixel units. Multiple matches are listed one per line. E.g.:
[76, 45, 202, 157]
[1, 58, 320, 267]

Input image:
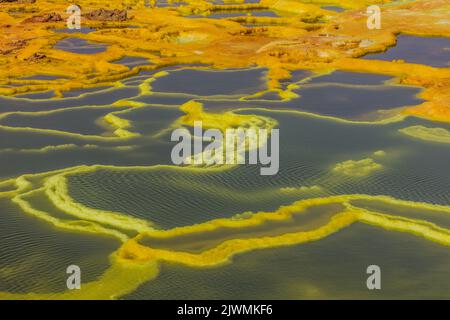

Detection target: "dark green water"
[0, 63, 449, 299]
[363, 35, 450, 68]
[124, 224, 450, 299]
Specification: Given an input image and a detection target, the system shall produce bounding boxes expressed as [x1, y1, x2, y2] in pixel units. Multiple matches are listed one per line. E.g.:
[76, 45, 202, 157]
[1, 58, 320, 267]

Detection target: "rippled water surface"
[1, 34, 450, 299]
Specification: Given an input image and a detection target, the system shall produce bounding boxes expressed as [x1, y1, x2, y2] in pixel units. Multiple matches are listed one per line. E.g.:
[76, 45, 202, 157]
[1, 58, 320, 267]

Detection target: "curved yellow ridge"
[2, 189, 450, 299]
[399, 125, 450, 144]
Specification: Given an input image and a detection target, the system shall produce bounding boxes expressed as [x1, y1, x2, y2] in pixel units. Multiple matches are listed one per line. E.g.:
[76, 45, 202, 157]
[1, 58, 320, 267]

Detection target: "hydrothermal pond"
[0, 0, 449, 300]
